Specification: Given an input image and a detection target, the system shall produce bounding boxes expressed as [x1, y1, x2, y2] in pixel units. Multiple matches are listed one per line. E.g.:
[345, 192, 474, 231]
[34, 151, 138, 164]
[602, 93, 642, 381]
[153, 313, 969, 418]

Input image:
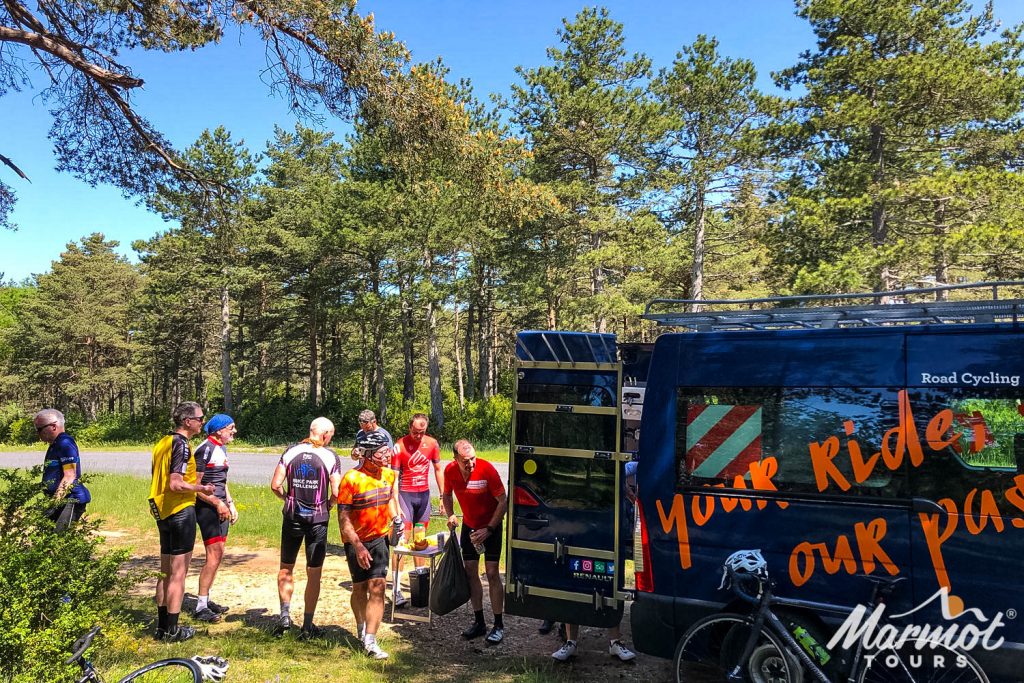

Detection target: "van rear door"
[504, 331, 630, 627]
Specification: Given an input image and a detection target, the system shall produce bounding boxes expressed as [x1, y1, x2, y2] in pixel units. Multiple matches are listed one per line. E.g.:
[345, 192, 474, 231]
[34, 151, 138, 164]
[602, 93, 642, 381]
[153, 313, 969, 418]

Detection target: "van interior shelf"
[643, 280, 1024, 331]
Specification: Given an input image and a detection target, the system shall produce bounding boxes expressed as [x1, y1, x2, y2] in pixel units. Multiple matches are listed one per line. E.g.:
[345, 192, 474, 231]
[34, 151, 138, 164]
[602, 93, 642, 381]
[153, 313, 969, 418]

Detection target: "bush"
[0, 468, 134, 682]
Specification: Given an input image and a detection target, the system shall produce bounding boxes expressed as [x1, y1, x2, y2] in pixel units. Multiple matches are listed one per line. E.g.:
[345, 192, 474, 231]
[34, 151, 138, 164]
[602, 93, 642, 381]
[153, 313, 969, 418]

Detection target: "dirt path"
[105, 529, 673, 681]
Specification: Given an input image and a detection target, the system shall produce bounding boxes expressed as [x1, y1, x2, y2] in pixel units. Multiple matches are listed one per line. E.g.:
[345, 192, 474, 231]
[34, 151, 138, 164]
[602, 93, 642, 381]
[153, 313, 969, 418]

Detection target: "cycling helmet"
[192, 656, 229, 682]
[719, 548, 768, 590]
[355, 430, 390, 455]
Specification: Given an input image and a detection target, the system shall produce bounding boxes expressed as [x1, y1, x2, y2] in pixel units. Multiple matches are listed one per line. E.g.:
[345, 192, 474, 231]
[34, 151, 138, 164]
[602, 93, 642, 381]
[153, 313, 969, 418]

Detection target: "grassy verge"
[1, 442, 511, 462]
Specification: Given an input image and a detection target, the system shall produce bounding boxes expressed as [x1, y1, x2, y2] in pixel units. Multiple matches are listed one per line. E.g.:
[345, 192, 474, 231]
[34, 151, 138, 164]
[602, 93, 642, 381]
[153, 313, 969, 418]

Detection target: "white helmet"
[192, 656, 229, 682]
[719, 549, 768, 590]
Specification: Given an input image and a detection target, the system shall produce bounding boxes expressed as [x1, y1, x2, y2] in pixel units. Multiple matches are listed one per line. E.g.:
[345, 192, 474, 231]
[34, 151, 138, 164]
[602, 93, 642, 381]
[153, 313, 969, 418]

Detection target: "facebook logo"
[571, 559, 581, 571]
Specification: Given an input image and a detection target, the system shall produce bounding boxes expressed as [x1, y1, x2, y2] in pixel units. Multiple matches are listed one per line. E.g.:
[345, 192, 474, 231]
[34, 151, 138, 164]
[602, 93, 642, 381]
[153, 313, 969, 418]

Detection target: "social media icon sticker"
[582, 560, 593, 572]
[595, 561, 606, 573]
[571, 559, 581, 571]
[606, 561, 615, 574]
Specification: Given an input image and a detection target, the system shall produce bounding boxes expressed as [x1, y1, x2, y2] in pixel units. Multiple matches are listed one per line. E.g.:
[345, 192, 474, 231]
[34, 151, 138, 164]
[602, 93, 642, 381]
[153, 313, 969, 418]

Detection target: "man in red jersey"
[441, 439, 507, 645]
[390, 413, 444, 607]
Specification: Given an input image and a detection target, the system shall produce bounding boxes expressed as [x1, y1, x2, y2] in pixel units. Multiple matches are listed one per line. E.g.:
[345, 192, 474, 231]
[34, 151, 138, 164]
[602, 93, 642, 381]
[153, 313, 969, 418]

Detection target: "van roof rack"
[643, 281, 1024, 331]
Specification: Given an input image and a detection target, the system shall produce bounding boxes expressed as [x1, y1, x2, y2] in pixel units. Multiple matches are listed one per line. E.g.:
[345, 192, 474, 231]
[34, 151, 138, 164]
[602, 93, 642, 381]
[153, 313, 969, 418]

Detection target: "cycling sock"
[474, 610, 485, 626]
[494, 613, 504, 628]
[157, 606, 168, 631]
[356, 621, 365, 638]
[196, 595, 209, 611]
[166, 612, 180, 634]
[280, 601, 290, 616]
[365, 633, 377, 648]
[302, 613, 314, 630]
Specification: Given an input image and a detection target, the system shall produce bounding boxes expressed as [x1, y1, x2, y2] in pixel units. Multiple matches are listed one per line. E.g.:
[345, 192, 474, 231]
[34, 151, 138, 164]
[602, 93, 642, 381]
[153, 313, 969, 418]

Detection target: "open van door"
[504, 331, 631, 627]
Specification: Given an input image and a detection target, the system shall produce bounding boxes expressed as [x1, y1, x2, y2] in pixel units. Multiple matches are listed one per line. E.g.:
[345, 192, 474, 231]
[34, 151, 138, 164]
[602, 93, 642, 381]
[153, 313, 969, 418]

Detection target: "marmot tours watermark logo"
[827, 588, 1011, 666]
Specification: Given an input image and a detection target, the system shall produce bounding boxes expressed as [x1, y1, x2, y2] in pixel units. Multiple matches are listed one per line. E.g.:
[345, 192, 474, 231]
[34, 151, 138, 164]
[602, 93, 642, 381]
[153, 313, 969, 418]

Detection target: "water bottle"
[413, 522, 426, 549]
[792, 625, 831, 665]
[390, 516, 403, 546]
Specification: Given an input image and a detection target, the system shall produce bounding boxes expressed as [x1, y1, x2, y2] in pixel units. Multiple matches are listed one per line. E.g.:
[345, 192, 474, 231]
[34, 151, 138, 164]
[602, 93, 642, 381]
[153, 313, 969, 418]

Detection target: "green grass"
[1, 442, 511, 462]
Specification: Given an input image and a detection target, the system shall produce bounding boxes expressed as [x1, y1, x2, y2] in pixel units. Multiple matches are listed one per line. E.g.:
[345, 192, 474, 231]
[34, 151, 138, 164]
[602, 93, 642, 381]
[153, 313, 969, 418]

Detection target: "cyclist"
[192, 413, 238, 623]
[149, 401, 215, 642]
[338, 430, 400, 659]
[34, 408, 90, 532]
[349, 409, 393, 468]
[389, 413, 443, 607]
[441, 439, 507, 645]
[270, 417, 342, 639]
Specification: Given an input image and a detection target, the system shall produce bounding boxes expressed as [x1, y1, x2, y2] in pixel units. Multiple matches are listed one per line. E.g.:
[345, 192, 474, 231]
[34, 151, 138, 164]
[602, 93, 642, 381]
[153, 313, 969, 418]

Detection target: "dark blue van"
[506, 284, 1024, 682]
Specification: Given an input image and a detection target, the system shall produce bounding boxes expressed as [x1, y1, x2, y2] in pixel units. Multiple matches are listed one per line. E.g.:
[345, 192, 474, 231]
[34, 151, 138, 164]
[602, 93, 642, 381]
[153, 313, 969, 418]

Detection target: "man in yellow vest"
[149, 401, 215, 642]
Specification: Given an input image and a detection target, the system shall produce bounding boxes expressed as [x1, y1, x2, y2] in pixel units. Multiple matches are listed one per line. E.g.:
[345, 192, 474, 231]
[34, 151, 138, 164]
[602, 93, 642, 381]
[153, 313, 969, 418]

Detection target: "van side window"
[909, 389, 1023, 513]
[676, 387, 908, 499]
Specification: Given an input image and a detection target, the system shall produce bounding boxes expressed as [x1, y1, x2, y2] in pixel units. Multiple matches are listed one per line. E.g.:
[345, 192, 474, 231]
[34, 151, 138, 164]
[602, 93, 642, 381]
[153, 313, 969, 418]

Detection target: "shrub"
[0, 468, 134, 682]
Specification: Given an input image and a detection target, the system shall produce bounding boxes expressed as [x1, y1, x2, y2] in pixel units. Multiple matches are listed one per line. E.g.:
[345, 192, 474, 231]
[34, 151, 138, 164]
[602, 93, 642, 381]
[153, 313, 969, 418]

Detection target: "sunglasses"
[35, 422, 56, 433]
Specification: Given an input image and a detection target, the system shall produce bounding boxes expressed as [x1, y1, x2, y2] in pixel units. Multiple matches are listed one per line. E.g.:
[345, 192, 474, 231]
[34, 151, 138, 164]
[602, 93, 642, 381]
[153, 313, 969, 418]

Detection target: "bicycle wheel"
[675, 612, 802, 683]
[118, 658, 202, 683]
[856, 640, 989, 683]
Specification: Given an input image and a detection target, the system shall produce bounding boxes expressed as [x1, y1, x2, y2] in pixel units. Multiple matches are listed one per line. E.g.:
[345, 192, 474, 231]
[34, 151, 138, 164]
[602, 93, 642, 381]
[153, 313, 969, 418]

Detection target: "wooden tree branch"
[0, 26, 142, 89]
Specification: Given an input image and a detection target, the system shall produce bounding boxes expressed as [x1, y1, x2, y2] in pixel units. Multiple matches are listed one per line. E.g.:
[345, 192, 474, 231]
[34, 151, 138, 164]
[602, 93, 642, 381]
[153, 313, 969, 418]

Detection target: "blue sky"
[2, 1, 1023, 282]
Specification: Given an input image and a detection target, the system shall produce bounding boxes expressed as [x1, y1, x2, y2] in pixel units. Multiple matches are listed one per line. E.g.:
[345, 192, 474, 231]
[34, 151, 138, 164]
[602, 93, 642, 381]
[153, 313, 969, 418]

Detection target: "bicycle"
[674, 550, 989, 683]
[68, 626, 229, 683]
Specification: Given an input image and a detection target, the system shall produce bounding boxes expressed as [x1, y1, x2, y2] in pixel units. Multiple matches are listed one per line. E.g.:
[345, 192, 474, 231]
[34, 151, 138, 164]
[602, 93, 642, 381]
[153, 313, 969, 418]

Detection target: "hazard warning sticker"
[685, 404, 763, 480]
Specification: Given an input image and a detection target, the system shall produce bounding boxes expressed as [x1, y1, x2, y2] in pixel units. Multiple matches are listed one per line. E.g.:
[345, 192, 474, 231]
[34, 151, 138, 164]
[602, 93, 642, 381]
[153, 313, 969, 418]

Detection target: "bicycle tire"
[117, 658, 202, 683]
[855, 640, 989, 683]
[674, 612, 802, 683]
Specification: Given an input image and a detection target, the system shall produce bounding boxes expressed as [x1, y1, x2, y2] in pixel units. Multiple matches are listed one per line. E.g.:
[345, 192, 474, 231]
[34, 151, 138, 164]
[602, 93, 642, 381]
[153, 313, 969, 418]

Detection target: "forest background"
[3, 0, 1024, 446]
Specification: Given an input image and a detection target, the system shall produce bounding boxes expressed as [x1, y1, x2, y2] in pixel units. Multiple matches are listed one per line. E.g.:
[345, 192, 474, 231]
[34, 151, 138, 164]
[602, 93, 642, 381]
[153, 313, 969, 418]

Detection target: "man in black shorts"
[149, 401, 216, 642]
[338, 431, 400, 659]
[270, 417, 342, 638]
[192, 413, 238, 623]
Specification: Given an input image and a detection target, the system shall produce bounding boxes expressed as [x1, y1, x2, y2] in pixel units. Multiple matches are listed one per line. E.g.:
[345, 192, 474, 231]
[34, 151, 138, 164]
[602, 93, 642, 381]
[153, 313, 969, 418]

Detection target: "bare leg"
[198, 542, 224, 597]
[166, 552, 192, 613]
[364, 578, 386, 636]
[566, 624, 580, 641]
[304, 566, 322, 616]
[278, 563, 295, 606]
[156, 553, 171, 607]
[464, 558, 483, 610]
[351, 580, 368, 626]
[484, 560, 503, 616]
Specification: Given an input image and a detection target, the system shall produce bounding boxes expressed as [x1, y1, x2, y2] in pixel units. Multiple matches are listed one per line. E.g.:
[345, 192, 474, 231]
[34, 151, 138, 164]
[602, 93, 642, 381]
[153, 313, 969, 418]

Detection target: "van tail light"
[635, 501, 655, 592]
[514, 485, 540, 507]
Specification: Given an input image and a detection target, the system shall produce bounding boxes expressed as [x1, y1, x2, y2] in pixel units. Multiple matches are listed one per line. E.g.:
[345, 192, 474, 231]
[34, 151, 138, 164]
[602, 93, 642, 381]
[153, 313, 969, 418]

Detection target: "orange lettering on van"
[918, 499, 958, 591]
[691, 493, 715, 526]
[925, 409, 959, 452]
[854, 518, 897, 575]
[656, 493, 691, 570]
[963, 488, 1004, 535]
[881, 390, 924, 469]
[788, 536, 857, 586]
[789, 542, 815, 586]
[1004, 475, 1024, 529]
[844, 420, 881, 484]
[809, 436, 852, 492]
[748, 456, 788, 509]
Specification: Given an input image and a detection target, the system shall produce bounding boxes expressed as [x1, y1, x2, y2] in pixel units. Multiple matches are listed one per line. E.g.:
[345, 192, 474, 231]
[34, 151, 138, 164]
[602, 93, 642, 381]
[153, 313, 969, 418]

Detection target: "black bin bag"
[429, 531, 470, 615]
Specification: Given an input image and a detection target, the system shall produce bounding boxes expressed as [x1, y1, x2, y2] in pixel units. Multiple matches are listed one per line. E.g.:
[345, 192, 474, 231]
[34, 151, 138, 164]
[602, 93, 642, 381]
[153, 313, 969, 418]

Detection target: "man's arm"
[329, 472, 342, 507]
[338, 507, 371, 570]
[487, 492, 508, 529]
[442, 492, 458, 528]
[432, 461, 444, 498]
[168, 472, 214, 494]
[54, 466, 77, 500]
[388, 473, 400, 520]
[270, 463, 287, 501]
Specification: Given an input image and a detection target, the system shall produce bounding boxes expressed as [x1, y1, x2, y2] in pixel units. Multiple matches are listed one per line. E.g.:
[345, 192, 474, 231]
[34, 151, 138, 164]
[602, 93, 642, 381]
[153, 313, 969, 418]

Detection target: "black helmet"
[356, 430, 390, 455]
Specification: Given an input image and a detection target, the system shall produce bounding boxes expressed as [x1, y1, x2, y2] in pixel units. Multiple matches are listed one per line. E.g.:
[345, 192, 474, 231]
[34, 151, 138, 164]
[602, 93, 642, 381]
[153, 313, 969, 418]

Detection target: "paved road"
[0, 450, 509, 499]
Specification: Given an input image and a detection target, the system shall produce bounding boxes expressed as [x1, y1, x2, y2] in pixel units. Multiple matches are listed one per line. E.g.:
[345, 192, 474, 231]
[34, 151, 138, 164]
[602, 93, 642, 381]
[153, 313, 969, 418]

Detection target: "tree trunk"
[933, 198, 949, 302]
[220, 280, 234, 412]
[591, 229, 606, 333]
[359, 320, 370, 402]
[453, 303, 465, 410]
[464, 302, 476, 401]
[401, 285, 416, 405]
[307, 299, 319, 405]
[689, 189, 706, 312]
[868, 122, 894, 293]
[374, 329, 387, 426]
[478, 284, 492, 399]
[426, 299, 444, 432]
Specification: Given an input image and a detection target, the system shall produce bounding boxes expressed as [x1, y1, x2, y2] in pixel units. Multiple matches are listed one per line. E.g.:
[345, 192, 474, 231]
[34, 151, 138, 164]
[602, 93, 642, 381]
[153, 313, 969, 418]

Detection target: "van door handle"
[912, 497, 946, 515]
[515, 515, 549, 530]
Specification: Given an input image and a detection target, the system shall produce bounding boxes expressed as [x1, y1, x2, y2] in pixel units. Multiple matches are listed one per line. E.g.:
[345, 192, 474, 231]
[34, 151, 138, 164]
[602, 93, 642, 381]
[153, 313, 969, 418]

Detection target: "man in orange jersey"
[338, 430, 400, 659]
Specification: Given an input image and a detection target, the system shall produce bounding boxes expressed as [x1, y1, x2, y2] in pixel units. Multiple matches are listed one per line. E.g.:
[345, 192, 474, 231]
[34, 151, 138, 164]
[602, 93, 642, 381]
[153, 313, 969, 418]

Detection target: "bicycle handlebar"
[66, 626, 101, 666]
[723, 565, 770, 605]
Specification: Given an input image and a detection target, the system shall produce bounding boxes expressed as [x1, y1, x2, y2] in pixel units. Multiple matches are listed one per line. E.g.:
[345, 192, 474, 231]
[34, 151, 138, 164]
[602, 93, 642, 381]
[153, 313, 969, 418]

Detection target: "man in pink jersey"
[442, 438, 507, 645]
[390, 413, 444, 607]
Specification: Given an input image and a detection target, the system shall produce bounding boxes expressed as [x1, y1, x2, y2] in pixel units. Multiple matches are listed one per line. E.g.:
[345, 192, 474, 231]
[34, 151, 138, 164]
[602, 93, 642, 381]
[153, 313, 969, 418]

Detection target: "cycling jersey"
[194, 437, 229, 502]
[278, 443, 341, 524]
[443, 458, 505, 529]
[42, 432, 90, 503]
[338, 466, 396, 542]
[392, 434, 440, 492]
[149, 433, 197, 520]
